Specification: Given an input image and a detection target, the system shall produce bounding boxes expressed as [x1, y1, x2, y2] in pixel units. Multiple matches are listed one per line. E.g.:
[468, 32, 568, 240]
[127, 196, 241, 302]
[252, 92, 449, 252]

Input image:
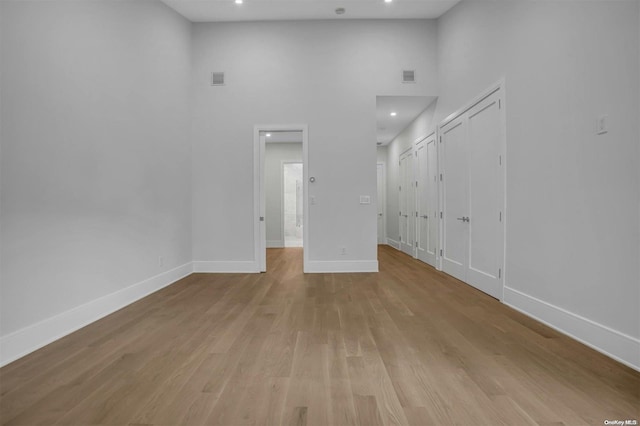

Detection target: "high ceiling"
[161, 1, 448, 147]
[162, 0, 460, 22]
[376, 96, 436, 145]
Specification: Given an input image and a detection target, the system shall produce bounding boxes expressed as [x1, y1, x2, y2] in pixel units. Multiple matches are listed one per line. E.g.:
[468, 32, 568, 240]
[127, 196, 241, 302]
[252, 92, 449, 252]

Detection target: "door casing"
[254, 125, 309, 272]
[377, 162, 387, 245]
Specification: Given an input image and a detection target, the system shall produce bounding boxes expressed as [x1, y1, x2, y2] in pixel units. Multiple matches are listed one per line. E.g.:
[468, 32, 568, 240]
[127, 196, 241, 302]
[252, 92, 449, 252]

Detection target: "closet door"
[439, 88, 504, 300]
[440, 116, 468, 282]
[399, 149, 415, 256]
[416, 135, 437, 267]
[465, 92, 503, 299]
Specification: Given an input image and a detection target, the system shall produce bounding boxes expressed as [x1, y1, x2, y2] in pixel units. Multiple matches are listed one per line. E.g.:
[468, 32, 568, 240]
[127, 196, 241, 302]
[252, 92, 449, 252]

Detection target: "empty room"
[1, 0, 639, 425]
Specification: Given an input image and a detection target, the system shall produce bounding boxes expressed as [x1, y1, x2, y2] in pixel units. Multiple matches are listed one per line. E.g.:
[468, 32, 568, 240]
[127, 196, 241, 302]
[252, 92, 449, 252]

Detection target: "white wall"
[376, 145, 388, 165]
[0, 0, 193, 361]
[437, 0, 640, 368]
[637, 3, 640, 346]
[265, 143, 303, 247]
[191, 20, 437, 269]
[386, 102, 437, 246]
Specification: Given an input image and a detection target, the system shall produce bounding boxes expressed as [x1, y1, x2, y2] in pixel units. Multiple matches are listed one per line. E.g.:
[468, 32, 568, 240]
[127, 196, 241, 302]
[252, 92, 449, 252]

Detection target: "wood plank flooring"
[1, 246, 638, 425]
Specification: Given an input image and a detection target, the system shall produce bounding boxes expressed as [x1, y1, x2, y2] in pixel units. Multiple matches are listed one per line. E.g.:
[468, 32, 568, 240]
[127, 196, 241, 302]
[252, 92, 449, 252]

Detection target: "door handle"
[456, 216, 470, 222]
[403, 214, 408, 218]
[421, 215, 428, 219]
[378, 213, 383, 217]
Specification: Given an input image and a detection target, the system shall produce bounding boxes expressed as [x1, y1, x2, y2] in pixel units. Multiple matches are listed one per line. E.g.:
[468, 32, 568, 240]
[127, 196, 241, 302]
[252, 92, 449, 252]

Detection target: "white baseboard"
[0, 262, 193, 367]
[305, 260, 378, 273]
[193, 260, 259, 273]
[386, 238, 400, 250]
[267, 240, 283, 248]
[503, 286, 640, 372]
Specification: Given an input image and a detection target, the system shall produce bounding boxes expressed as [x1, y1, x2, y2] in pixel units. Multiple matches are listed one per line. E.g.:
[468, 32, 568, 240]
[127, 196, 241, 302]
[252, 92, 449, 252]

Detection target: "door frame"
[376, 162, 387, 245]
[254, 124, 309, 272]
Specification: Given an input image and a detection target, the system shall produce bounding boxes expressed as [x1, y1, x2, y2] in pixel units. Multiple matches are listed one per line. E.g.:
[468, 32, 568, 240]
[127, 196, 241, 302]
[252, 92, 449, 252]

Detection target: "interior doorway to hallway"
[254, 125, 309, 272]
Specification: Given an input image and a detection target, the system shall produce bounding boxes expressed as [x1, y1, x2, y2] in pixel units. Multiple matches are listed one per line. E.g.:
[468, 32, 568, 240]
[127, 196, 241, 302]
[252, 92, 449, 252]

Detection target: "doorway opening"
[254, 125, 309, 272]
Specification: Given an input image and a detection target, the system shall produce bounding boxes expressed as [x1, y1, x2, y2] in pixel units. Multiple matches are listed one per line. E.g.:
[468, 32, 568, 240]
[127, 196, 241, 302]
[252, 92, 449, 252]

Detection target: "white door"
[399, 149, 415, 256]
[465, 93, 504, 299]
[376, 163, 386, 244]
[440, 117, 468, 282]
[439, 89, 504, 299]
[283, 163, 303, 247]
[415, 135, 437, 267]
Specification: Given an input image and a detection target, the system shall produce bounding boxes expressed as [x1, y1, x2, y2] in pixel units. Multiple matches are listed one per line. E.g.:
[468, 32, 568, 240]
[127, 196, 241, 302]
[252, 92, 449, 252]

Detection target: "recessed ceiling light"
[266, 133, 271, 137]
[385, 0, 393, 3]
[235, 0, 243, 4]
[390, 112, 397, 116]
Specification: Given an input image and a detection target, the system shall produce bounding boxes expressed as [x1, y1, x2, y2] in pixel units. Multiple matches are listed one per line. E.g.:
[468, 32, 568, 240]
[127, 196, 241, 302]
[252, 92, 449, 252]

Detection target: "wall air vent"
[402, 70, 416, 83]
[211, 72, 225, 86]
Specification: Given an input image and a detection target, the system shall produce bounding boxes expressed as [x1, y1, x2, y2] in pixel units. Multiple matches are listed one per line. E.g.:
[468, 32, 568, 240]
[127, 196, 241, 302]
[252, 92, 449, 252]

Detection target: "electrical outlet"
[159, 256, 164, 267]
[340, 247, 347, 255]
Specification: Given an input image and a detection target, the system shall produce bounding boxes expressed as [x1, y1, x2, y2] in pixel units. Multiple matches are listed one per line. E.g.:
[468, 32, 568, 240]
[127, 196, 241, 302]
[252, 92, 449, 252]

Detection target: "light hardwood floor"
[1, 246, 638, 425]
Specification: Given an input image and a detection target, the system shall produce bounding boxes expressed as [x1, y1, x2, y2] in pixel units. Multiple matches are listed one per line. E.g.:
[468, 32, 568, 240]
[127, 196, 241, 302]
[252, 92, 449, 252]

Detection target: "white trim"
[440, 79, 504, 128]
[0, 262, 193, 367]
[377, 161, 387, 245]
[192, 260, 259, 273]
[386, 238, 400, 250]
[267, 240, 283, 248]
[415, 130, 436, 145]
[504, 286, 640, 372]
[305, 260, 379, 273]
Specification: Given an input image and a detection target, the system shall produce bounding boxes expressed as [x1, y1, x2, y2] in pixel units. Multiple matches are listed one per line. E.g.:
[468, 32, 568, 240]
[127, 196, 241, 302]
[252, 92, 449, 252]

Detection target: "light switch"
[310, 196, 316, 205]
[360, 195, 371, 204]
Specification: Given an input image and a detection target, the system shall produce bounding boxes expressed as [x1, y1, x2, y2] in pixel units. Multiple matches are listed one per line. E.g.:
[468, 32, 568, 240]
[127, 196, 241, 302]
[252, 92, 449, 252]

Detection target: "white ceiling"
[161, 0, 460, 22]
[376, 96, 436, 145]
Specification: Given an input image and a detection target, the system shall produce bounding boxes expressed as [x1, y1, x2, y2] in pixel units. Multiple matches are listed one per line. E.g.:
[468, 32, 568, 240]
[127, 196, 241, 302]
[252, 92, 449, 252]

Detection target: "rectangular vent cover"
[402, 70, 416, 83]
[211, 72, 225, 86]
